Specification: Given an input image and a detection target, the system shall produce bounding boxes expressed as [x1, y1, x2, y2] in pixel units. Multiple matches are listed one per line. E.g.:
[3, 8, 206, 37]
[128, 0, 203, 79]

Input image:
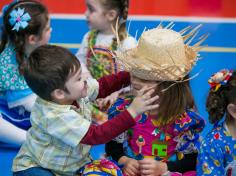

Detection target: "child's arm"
[81, 87, 159, 145]
[97, 71, 130, 99]
[80, 110, 134, 145]
[0, 117, 26, 146]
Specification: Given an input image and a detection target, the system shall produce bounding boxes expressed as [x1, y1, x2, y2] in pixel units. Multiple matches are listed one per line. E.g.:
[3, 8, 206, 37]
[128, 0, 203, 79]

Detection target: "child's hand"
[127, 86, 159, 118]
[139, 158, 168, 176]
[119, 156, 140, 176]
[96, 91, 120, 110]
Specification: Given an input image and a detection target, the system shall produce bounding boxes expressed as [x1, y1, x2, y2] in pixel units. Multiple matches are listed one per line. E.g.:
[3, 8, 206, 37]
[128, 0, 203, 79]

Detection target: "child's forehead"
[69, 66, 81, 77]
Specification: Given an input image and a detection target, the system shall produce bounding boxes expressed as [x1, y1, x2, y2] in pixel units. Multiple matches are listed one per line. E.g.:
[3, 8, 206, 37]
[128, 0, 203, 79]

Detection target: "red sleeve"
[97, 71, 130, 98]
[80, 110, 135, 145]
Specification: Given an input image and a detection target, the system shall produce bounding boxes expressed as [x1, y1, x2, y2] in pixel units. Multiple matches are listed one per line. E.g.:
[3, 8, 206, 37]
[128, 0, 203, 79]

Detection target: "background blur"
[0, 0, 236, 175]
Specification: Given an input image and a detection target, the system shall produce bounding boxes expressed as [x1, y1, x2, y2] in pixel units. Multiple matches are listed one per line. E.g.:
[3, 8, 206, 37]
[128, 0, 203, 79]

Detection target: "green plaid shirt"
[13, 78, 99, 176]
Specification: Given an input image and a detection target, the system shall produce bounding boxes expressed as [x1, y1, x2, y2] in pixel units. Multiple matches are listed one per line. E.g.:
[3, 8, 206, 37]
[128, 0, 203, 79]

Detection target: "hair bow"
[208, 69, 232, 92]
[9, 7, 31, 31]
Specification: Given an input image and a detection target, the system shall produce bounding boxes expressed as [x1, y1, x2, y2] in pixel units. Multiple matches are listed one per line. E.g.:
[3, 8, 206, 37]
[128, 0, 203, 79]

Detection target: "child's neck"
[226, 119, 236, 139]
[98, 28, 114, 35]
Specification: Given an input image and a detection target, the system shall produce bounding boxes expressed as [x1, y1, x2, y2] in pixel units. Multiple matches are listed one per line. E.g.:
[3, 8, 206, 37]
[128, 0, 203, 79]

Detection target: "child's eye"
[87, 5, 94, 12]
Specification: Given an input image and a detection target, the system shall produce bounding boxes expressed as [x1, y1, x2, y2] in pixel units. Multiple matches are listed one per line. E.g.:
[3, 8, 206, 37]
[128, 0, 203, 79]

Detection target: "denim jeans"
[13, 167, 55, 176]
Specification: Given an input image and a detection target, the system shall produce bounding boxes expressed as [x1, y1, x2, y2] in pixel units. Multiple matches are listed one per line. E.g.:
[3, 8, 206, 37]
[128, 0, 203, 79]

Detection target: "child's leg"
[0, 116, 26, 147]
[13, 167, 55, 176]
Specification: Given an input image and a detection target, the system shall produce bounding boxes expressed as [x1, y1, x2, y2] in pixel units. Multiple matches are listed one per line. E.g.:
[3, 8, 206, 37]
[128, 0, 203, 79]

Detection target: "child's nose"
[84, 10, 89, 18]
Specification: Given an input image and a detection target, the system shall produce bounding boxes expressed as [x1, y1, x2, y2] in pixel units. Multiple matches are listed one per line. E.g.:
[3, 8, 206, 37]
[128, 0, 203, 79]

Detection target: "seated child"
[0, 0, 51, 146]
[12, 45, 159, 176]
[105, 24, 207, 176]
[197, 69, 236, 176]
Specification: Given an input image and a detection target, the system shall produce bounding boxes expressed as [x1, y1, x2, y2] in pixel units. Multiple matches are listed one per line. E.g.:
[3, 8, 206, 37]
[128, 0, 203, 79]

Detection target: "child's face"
[36, 18, 52, 46]
[27, 18, 52, 52]
[85, 0, 111, 32]
[131, 75, 157, 95]
[228, 103, 236, 119]
[64, 68, 88, 102]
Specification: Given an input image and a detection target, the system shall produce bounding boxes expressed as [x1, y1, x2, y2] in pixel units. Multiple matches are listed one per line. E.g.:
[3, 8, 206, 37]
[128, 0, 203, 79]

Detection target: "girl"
[197, 69, 236, 176]
[0, 0, 51, 146]
[76, 0, 137, 123]
[76, 0, 136, 79]
[105, 25, 207, 176]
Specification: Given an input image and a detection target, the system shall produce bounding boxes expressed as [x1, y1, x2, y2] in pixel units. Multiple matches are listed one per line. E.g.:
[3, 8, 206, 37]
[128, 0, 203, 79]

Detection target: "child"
[197, 69, 236, 176]
[12, 45, 159, 176]
[76, 0, 136, 79]
[0, 0, 51, 146]
[76, 0, 137, 123]
[105, 25, 207, 176]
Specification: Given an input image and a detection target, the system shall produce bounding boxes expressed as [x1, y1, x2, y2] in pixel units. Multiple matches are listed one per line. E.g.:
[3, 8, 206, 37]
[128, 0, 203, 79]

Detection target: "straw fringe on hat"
[114, 22, 208, 81]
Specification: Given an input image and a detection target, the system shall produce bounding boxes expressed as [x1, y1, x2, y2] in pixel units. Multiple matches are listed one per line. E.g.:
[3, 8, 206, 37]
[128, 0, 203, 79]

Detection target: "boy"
[12, 45, 159, 176]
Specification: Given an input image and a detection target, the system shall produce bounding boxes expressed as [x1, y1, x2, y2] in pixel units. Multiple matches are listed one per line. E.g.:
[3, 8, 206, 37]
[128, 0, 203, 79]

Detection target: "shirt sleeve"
[119, 36, 137, 51]
[75, 32, 90, 74]
[46, 110, 91, 147]
[97, 71, 130, 98]
[86, 77, 99, 101]
[80, 110, 135, 145]
[174, 110, 205, 154]
[197, 136, 225, 175]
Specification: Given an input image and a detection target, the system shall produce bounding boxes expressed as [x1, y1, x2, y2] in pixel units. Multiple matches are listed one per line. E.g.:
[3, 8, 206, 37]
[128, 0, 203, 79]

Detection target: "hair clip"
[208, 69, 233, 92]
[9, 7, 31, 32]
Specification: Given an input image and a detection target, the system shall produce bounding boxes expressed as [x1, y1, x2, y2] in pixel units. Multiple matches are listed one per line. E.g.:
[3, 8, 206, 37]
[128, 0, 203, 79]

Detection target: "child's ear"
[27, 34, 39, 45]
[227, 103, 236, 119]
[106, 9, 118, 22]
[51, 89, 66, 101]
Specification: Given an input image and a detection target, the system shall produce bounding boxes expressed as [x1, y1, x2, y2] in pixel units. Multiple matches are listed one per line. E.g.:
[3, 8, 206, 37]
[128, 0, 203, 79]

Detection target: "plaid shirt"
[13, 78, 99, 176]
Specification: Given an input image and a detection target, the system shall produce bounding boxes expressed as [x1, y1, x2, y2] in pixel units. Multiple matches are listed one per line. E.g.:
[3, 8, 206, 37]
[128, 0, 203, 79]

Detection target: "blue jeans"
[13, 167, 54, 176]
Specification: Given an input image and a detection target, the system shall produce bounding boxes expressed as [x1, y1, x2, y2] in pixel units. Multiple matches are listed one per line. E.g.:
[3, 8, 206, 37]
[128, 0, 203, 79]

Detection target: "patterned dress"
[0, 43, 35, 130]
[197, 122, 236, 176]
[108, 96, 205, 162]
[86, 30, 118, 80]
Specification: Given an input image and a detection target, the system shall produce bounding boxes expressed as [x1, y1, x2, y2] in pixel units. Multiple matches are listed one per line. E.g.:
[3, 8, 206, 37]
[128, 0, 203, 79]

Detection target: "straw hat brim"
[115, 46, 197, 81]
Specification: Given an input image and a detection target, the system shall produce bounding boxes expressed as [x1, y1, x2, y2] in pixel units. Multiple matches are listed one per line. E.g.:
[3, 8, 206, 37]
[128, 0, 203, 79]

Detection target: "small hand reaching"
[119, 156, 140, 176]
[127, 86, 159, 118]
[139, 158, 168, 176]
[96, 90, 120, 110]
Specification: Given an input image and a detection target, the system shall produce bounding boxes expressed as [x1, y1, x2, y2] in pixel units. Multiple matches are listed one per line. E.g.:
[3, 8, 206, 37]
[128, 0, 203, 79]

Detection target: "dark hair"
[206, 70, 236, 124]
[100, 0, 129, 41]
[23, 45, 81, 101]
[0, 0, 49, 73]
[157, 75, 195, 125]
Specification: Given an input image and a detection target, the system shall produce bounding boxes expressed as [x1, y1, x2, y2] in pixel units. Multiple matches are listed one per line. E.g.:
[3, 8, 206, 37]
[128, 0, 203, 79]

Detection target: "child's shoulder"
[107, 95, 134, 119]
[204, 123, 227, 144]
[174, 109, 205, 133]
[121, 35, 137, 50]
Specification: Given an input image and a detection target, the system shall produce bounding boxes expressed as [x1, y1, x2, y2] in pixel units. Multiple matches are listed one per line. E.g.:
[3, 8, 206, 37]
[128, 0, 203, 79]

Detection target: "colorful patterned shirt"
[197, 122, 236, 176]
[0, 43, 28, 91]
[108, 96, 205, 162]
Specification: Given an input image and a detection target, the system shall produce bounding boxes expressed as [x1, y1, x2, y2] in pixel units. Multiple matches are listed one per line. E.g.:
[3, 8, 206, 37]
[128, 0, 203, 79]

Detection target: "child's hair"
[100, 0, 129, 41]
[0, 0, 49, 73]
[206, 70, 236, 124]
[23, 45, 81, 101]
[157, 75, 195, 125]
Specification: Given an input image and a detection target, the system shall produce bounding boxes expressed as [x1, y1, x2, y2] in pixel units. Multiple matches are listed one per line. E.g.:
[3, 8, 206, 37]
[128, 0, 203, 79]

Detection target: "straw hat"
[115, 23, 208, 81]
